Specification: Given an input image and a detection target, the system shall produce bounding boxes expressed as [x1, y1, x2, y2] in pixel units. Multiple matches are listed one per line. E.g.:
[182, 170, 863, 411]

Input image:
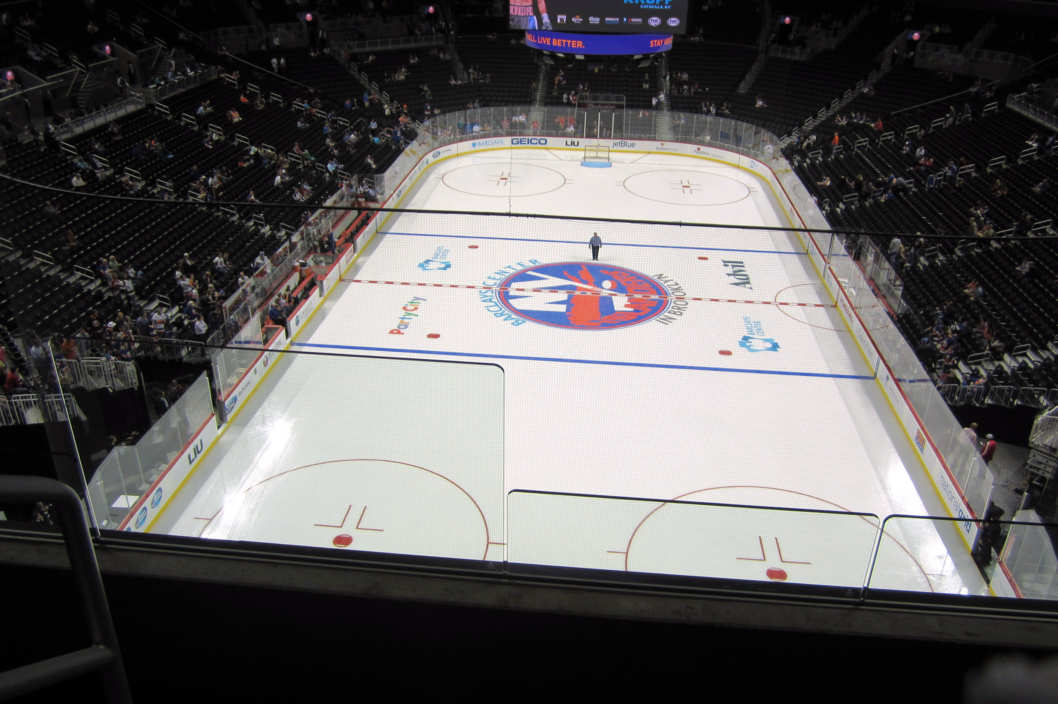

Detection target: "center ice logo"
[496, 262, 669, 329]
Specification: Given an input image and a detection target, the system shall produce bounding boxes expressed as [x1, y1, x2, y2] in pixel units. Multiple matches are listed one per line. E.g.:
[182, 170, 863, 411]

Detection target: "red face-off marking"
[468, 245, 479, 249]
[427, 333, 440, 339]
[719, 350, 733, 356]
[332, 534, 353, 548]
[697, 256, 709, 260]
[766, 567, 788, 581]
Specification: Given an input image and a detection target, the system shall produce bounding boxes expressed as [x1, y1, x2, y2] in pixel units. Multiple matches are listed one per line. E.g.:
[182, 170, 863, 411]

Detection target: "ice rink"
[151, 147, 985, 594]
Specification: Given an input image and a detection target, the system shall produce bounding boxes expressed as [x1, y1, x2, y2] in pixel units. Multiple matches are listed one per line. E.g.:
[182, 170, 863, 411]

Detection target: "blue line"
[380, 230, 808, 256]
[290, 341, 875, 380]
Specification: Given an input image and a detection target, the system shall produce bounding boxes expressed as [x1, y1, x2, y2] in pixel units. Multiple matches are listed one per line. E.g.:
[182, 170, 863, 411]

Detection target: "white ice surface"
[151, 149, 985, 594]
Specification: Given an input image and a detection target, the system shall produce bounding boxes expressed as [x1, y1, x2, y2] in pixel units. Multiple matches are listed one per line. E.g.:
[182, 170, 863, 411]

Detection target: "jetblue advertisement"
[509, 0, 688, 34]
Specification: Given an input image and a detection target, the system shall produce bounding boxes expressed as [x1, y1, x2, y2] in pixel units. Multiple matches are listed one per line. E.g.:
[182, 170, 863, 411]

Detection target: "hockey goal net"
[582, 143, 612, 167]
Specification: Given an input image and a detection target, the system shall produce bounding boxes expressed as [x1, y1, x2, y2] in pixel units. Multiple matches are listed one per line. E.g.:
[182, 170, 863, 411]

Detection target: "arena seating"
[1, 0, 1057, 413]
[453, 34, 541, 107]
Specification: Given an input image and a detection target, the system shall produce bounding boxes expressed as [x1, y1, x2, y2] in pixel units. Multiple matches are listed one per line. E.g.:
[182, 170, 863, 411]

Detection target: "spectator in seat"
[4, 366, 26, 393]
[150, 309, 166, 335]
[212, 253, 230, 274]
[70, 172, 87, 188]
[1016, 259, 1034, 277]
[43, 199, 61, 220]
[254, 251, 270, 272]
[1014, 212, 1033, 237]
[135, 311, 150, 336]
[268, 299, 287, 326]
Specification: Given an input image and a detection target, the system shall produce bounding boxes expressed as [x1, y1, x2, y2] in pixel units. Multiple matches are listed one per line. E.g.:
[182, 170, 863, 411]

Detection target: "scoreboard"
[509, 0, 689, 35]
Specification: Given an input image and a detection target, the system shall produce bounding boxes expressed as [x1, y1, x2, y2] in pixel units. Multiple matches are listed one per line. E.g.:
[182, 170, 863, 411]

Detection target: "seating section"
[1, 55, 414, 344]
[4, 3, 1058, 413]
[453, 34, 540, 108]
[691, 1, 761, 44]
[544, 57, 659, 110]
[788, 104, 1058, 397]
[354, 47, 458, 117]
[666, 42, 757, 115]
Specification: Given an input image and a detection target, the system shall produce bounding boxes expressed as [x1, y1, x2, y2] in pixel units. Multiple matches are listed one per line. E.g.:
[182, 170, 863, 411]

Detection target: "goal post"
[582, 142, 612, 168]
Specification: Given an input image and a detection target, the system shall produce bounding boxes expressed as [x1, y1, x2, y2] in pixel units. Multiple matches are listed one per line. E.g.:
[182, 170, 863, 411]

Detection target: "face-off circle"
[496, 262, 670, 330]
[441, 162, 567, 198]
[623, 169, 751, 206]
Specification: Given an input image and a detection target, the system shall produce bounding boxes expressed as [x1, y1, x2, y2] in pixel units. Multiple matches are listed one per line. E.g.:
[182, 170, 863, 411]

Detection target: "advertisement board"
[509, 0, 688, 34]
[524, 31, 672, 54]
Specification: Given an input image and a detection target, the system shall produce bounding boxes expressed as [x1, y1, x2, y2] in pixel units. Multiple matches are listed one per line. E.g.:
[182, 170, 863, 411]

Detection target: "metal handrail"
[0, 476, 132, 703]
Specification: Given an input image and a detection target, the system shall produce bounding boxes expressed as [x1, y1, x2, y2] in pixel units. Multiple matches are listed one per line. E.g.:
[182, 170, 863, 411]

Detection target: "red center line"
[347, 279, 832, 307]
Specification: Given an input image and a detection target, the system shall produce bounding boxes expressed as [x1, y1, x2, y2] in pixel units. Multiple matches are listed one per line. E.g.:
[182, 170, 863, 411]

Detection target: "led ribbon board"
[524, 31, 673, 55]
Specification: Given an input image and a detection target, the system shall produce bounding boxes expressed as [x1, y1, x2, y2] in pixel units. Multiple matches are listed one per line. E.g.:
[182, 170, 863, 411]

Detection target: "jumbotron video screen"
[508, 0, 689, 34]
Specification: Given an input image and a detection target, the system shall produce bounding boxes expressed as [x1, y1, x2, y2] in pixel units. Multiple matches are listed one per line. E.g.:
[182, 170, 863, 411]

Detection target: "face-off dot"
[333, 534, 353, 548]
[697, 256, 709, 260]
[766, 567, 788, 581]
[427, 333, 440, 339]
[468, 245, 479, 249]
[719, 350, 733, 356]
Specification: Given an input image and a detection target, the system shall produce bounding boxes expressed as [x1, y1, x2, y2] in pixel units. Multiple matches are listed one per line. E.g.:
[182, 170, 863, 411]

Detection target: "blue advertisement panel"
[509, 1, 688, 34]
[524, 31, 673, 55]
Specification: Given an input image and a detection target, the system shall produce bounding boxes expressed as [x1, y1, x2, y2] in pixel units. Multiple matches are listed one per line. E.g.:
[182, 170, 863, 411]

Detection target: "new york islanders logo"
[496, 262, 669, 329]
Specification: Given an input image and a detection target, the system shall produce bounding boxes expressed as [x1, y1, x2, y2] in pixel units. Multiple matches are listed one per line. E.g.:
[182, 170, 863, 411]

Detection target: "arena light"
[5, 70, 14, 82]
[783, 16, 791, 25]
[426, 4, 435, 14]
[304, 12, 313, 22]
[104, 44, 112, 55]
[910, 30, 921, 41]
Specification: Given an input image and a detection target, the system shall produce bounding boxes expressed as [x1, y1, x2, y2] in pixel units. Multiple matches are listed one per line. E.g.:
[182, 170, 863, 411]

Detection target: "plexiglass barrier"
[507, 490, 882, 590]
[83, 372, 214, 531]
[74, 341, 506, 556]
[1000, 510, 1058, 600]
[509, 491, 1057, 598]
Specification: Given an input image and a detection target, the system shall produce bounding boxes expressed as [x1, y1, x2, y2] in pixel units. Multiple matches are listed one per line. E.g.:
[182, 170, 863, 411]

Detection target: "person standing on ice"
[589, 232, 602, 261]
